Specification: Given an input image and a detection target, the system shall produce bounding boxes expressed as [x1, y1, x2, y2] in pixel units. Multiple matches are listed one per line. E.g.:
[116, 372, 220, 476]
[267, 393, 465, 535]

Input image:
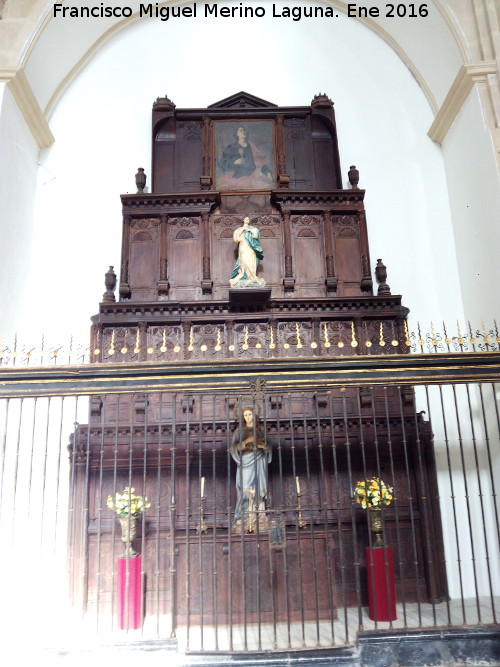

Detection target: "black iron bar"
[451, 384, 479, 625]
[10, 398, 24, 549]
[355, 388, 373, 630]
[140, 390, 149, 636]
[67, 398, 78, 608]
[368, 387, 383, 628]
[81, 397, 92, 629]
[237, 394, 248, 651]
[478, 384, 499, 624]
[53, 397, 66, 557]
[341, 388, 362, 634]
[198, 393, 205, 650]
[155, 393, 163, 638]
[110, 394, 120, 632]
[211, 394, 219, 650]
[414, 385, 444, 624]
[95, 394, 106, 631]
[465, 383, 488, 622]
[225, 395, 233, 651]
[275, 393, 292, 650]
[253, 396, 262, 651]
[327, 390, 349, 641]
[185, 392, 192, 650]
[437, 384, 461, 625]
[287, 392, 306, 647]
[380, 388, 398, 628]
[26, 397, 38, 523]
[123, 395, 135, 636]
[313, 392, 335, 645]
[382, 387, 407, 626]
[0, 398, 10, 526]
[397, 389, 422, 626]
[264, 395, 278, 651]
[422, 385, 442, 626]
[301, 392, 321, 646]
[169, 393, 178, 640]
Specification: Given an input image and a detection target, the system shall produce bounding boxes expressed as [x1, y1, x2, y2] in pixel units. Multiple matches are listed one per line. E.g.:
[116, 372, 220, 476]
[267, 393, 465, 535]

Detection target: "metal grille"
[0, 373, 498, 655]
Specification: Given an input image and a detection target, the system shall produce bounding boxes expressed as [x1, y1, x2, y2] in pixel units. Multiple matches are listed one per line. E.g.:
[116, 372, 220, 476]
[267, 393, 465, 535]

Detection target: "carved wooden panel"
[168, 217, 201, 300]
[333, 215, 363, 296]
[311, 115, 339, 189]
[175, 120, 203, 192]
[153, 117, 176, 192]
[128, 219, 160, 300]
[283, 117, 313, 190]
[291, 215, 325, 297]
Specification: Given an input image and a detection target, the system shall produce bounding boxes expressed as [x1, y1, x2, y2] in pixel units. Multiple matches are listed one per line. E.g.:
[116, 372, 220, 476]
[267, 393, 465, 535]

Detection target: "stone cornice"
[0, 67, 54, 149]
[428, 61, 498, 144]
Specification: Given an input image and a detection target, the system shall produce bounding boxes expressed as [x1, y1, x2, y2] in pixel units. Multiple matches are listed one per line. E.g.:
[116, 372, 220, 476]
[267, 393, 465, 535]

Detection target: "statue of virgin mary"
[229, 217, 266, 288]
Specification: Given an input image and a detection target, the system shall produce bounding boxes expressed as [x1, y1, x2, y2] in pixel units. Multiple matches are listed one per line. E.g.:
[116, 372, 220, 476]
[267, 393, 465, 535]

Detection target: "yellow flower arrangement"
[354, 477, 393, 509]
[106, 487, 151, 517]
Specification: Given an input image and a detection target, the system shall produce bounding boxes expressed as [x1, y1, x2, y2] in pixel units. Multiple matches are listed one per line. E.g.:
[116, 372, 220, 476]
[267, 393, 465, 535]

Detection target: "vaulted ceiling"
[0, 0, 498, 157]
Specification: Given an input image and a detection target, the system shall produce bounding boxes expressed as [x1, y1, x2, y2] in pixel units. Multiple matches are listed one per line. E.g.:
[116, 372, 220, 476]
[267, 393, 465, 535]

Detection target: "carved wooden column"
[311, 318, 321, 356]
[158, 213, 170, 299]
[282, 211, 295, 292]
[323, 211, 338, 294]
[200, 116, 212, 190]
[137, 321, 148, 361]
[89, 323, 103, 363]
[181, 321, 191, 358]
[201, 211, 213, 295]
[358, 212, 373, 293]
[275, 115, 290, 189]
[119, 215, 131, 299]
[226, 319, 235, 357]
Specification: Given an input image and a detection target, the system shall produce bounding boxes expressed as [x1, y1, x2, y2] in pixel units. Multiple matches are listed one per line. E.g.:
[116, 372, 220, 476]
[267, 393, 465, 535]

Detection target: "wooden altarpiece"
[69, 92, 448, 629]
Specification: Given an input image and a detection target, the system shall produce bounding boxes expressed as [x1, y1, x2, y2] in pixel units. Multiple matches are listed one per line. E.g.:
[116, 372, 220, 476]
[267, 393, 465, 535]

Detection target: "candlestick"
[296, 476, 306, 528]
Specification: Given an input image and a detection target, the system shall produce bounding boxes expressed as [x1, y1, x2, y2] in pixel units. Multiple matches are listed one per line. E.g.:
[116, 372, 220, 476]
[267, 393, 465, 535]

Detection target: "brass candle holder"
[295, 476, 307, 529]
[196, 477, 208, 534]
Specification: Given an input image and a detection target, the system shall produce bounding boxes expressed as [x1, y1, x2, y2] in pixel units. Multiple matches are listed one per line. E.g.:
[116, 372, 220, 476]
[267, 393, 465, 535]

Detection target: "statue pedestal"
[117, 555, 143, 630]
[229, 287, 271, 306]
[365, 547, 397, 621]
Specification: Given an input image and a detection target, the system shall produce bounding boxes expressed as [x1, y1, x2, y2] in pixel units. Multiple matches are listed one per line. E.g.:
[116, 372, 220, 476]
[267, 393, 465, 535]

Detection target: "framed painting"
[214, 120, 275, 191]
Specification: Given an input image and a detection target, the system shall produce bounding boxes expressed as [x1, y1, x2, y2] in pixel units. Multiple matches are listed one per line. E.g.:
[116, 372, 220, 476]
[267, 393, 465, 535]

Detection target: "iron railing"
[0, 352, 498, 657]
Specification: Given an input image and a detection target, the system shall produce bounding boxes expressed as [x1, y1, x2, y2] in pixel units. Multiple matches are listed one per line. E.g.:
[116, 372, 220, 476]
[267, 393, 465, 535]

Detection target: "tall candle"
[296, 476, 300, 495]
[201, 476, 205, 498]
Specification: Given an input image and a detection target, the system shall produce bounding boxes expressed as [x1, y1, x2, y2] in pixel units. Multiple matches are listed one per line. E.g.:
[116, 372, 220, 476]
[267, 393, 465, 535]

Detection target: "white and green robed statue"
[229, 216, 266, 288]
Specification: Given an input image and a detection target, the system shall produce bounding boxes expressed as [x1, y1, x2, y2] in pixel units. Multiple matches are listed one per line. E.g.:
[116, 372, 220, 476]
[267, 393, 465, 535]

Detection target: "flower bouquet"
[106, 486, 150, 517]
[353, 477, 393, 509]
[107, 487, 150, 557]
[354, 477, 393, 547]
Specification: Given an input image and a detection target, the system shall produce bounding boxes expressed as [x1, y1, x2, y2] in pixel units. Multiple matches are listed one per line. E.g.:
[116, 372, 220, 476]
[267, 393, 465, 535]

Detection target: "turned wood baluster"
[282, 211, 295, 292]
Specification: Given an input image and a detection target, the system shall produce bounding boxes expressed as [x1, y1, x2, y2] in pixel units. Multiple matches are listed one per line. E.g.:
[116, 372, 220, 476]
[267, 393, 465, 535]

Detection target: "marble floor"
[5, 597, 498, 667]
[135, 596, 500, 652]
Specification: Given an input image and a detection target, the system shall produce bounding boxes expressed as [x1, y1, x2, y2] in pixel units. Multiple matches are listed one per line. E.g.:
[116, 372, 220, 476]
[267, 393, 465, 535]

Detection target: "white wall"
[24, 4, 465, 346]
[442, 87, 500, 325]
[0, 84, 39, 339]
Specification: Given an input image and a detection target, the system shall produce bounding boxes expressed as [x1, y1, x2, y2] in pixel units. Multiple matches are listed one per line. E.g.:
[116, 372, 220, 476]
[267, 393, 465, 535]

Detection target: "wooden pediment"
[208, 91, 277, 109]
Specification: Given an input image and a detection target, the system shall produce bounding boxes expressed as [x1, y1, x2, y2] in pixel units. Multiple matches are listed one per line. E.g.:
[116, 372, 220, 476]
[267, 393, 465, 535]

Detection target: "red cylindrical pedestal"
[117, 555, 143, 630]
[365, 546, 397, 621]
